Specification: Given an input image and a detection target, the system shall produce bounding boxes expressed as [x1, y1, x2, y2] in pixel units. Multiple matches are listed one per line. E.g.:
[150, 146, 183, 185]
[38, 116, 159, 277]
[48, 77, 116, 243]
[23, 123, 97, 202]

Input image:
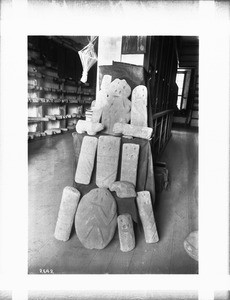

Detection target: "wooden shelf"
[28, 98, 83, 105]
[28, 128, 75, 140]
[28, 39, 96, 140]
[28, 99, 65, 104]
[28, 117, 49, 123]
[28, 57, 44, 66]
[28, 72, 43, 79]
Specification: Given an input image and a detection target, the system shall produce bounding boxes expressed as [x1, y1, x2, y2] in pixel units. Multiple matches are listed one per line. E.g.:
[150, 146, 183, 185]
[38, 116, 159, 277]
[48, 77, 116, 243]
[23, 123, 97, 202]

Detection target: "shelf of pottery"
[28, 45, 95, 140]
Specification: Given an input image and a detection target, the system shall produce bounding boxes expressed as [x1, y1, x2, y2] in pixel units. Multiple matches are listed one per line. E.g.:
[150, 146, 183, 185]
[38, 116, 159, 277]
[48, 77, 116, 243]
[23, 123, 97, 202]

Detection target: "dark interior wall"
[143, 36, 179, 158]
[146, 36, 178, 115]
[28, 36, 97, 88]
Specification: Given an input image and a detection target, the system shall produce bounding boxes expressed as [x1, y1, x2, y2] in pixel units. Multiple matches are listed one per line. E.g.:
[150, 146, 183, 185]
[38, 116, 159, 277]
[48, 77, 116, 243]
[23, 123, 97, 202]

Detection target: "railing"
[152, 109, 174, 160]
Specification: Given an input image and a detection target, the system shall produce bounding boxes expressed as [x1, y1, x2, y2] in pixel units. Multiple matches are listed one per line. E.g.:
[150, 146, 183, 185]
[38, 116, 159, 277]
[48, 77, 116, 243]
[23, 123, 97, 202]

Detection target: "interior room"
[28, 35, 198, 274]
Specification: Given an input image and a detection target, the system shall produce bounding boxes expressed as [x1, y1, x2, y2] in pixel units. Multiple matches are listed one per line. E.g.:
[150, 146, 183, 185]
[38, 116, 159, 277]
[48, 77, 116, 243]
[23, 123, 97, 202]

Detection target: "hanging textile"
[78, 36, 98, 83]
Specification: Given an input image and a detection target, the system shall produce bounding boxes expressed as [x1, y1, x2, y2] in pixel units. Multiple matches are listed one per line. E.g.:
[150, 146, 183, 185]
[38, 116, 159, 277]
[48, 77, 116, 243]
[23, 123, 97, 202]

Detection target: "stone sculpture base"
[54, 186, 81, 242]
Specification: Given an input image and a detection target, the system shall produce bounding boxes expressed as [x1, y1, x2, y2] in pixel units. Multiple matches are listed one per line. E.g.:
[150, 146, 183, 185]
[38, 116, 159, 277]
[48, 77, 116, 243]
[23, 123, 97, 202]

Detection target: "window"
[176, 68, 192, 111]
[176, 71, 186, 110]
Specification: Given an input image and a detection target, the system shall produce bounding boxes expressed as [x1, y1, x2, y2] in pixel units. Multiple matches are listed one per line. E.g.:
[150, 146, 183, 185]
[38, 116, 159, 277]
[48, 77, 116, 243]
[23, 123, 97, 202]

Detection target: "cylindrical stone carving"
[54, 186, 81, 242]
[136, 191, 159, 243]
[117, 213, 135, 252]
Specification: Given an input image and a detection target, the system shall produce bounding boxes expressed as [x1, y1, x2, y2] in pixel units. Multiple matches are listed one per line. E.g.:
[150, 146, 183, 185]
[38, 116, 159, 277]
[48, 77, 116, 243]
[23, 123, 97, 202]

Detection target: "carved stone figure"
[109, 181, 136, 198]
[93, 77, 131, 126]
[131, 85, 148, 127]
[117, 214, 135, 252]
[107, 78, 131, 98]
[75, 188, 117, 249]
[54, 186, 81, 241]
[136, 191, 159, 243]
[113, 123, 153, 140]
[120, 143, 139, 186]
[96, 135, 121, 188]
[75, 136, 98, 185]
[101, 79, 131, 134]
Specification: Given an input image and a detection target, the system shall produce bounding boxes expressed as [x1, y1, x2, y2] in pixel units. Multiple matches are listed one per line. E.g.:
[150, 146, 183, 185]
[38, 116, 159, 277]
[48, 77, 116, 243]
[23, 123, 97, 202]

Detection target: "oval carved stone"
[75, 188, 117, 250]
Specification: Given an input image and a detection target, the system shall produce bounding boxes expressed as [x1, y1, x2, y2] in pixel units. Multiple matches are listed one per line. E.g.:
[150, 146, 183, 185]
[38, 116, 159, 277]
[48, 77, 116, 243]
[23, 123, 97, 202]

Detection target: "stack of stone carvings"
[54, 76, 159, 252]
[76, 75, 153, 139]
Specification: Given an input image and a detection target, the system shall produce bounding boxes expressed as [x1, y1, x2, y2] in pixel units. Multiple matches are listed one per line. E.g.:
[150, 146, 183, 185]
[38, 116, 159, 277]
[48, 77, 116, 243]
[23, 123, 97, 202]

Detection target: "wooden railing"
[152, 109, 174, 160]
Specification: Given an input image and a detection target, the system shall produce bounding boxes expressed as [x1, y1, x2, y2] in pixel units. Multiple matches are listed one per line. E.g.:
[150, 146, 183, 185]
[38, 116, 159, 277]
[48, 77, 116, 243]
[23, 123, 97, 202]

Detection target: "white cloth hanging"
[78, 37, 97, 83]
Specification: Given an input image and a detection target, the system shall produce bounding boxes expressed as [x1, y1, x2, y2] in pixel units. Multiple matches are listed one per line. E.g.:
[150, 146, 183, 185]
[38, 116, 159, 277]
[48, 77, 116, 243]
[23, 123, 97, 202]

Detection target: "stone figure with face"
[117, 213, 135, 252]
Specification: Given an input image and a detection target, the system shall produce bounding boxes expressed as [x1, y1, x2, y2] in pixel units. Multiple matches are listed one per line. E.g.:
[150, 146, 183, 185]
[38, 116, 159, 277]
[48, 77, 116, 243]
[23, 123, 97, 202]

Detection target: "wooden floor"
[28, 129, 198, 274]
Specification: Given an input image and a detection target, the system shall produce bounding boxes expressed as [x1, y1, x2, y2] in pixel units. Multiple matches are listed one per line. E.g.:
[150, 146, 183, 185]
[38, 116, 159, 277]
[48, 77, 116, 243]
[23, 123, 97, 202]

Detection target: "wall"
[96, 36, 145, 94]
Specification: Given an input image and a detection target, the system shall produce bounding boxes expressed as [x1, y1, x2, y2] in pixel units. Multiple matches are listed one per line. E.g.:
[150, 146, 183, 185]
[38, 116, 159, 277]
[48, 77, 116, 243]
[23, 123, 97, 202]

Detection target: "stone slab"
[120, 143, 139, 186]
[100, 74, 112, 93]
[75, 136, 98, 185]
[76, 120, 104, 135]
[136, 191, 159, 243]
[113, 123, 153, 140]
[109, 181, 136, 198]
[94, 90, 108, 109]
[75, 188, 117, 249]
[92, 90, 109, 123]
[96, 136, 121, 188]
[117, 213, 135, 252]
[131, 85, 148, 127]
[91, 108, 103, 123]
[54, 186, 81, 242]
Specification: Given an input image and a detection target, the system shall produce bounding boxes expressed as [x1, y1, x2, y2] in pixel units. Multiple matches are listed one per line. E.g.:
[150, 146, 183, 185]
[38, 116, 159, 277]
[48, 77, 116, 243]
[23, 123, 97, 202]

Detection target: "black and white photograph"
[28, 34, 198, 274]
[0, 0, 230, 299]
